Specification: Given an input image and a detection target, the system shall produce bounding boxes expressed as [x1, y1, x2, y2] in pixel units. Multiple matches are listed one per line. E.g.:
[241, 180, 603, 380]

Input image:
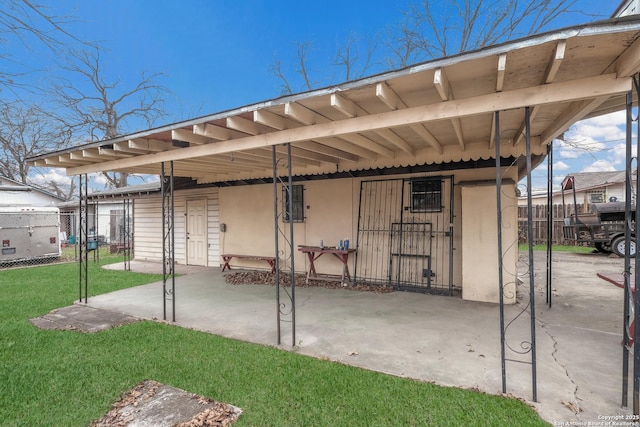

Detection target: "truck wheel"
[595, 242, 612, 253]
[612, 236, 637, 257]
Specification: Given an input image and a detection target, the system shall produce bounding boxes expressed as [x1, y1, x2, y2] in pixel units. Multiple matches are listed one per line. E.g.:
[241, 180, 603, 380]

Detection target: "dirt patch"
[91, 380, 241, 427]
[30, 304, 140, 333]
[225, 271, 395, 293]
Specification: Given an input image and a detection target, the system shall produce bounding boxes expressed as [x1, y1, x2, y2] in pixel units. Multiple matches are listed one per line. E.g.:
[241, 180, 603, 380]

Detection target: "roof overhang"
[28, 17, 640, 184]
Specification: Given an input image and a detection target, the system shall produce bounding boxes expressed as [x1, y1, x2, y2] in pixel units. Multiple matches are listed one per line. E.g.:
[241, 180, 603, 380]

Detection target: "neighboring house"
[28, 18, 640, 305]
[0, 176, 66, 207]
[58, 182, 161, 248]
[518, 171, 634, 207]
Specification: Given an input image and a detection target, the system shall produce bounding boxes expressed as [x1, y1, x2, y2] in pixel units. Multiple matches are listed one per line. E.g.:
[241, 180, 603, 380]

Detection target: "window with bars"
[283, 184, 305, 222]
[410, 178, 442, 213]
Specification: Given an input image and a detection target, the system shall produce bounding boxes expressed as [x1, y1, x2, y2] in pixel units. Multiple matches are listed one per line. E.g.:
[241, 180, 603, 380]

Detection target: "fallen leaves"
[225, 271, 394, 293]
[90, 380, 241, 427]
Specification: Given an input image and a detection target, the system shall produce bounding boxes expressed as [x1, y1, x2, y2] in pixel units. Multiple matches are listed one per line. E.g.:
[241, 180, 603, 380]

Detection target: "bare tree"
[272, 0, 585, 92]
[0, 0, 89, 95]
[389, 0, 580, 67]
[53, 48, 170, 187]
[272, 33, 379, 95]
[0, 102, 69, 183]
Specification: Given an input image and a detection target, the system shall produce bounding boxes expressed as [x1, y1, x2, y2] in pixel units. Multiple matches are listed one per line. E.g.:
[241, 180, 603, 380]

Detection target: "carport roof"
[28, 17, 640, 184]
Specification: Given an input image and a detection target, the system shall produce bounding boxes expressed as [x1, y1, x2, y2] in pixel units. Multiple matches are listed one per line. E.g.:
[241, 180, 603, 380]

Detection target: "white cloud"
[553, 161, 570, 171]
[567, 111, 626, 142]
[30, 168, 71, 186]
[581, 160, 616, 173]
[91, 173, 108, 186]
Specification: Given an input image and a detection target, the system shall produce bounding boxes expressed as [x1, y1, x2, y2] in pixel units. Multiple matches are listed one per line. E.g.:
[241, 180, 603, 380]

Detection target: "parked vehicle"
[0, 206, 61, 264]
[562, 201, 636, 256]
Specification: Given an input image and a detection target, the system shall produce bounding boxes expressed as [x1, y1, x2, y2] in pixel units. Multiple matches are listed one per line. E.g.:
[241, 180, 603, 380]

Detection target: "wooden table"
[298, 246, 356, 284]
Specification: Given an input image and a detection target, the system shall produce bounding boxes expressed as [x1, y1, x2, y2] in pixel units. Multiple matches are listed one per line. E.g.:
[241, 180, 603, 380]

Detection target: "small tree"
[0, 102, 69, 183]
[53, 48, 170, 187]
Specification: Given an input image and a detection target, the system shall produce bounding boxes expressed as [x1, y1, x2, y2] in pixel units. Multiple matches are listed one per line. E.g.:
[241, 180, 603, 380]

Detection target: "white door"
[186, 199, 207, 266]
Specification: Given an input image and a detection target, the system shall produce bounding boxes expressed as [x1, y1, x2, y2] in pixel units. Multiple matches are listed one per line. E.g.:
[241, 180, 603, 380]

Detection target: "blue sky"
[10, 0, 631, 191]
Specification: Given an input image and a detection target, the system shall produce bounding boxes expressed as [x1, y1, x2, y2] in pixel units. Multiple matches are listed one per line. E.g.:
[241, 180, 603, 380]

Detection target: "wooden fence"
[517, 203, 587, 245]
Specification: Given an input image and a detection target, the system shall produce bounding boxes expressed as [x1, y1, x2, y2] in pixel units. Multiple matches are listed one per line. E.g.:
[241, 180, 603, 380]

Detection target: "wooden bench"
[221, 254, 276, 273]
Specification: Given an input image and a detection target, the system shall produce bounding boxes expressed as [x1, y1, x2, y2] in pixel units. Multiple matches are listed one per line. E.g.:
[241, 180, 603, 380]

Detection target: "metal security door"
[391, 222, 433, 290]
[355, 176, 454, 295]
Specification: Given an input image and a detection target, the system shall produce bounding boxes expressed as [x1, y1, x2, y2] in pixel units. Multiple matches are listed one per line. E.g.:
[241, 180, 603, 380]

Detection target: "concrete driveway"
[92, 251, 633, 424]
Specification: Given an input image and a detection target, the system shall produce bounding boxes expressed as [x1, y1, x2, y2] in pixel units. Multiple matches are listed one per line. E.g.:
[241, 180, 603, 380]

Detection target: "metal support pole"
[272, 145, 296, 347]
[272, 147, 282, 345]
[495, 111, 507, 394]
[546, 142, 553, 308]
[286, 143, 296, 347]
[622, 90, 633, 408]
[525, 106, 538, 402]
[161, 161, 175, 322]
[78, 174, 88, 303]
[93, 202, 99, 263]
[123, 198, 131, 271]
[634, 74, 640, 415]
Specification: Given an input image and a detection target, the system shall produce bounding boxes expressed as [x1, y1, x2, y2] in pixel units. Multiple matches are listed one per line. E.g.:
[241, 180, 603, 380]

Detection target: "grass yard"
[0, 258, 549, 426]
[519, 243, 594, 253]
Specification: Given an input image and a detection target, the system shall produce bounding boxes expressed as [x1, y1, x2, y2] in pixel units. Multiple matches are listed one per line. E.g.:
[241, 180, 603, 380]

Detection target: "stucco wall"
[218, 166, 520, 302]
[460, 182, 517, 304]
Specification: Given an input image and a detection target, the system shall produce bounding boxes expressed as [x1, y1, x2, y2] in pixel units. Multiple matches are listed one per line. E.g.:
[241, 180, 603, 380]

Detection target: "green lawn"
[0, 257, 549, 426]
[519, 243, 594, 253]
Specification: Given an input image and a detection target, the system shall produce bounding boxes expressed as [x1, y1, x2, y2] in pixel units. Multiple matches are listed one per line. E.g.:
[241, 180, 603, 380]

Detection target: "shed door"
[186, 199, 207, 266]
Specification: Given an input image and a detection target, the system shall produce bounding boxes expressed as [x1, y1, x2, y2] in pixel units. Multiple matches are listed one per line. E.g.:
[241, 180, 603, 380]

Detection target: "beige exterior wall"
[129, 166, 520, 303]
[218, 166, 519, 303]
[460, 182, 517, 304]
[133, 187, 219, 266]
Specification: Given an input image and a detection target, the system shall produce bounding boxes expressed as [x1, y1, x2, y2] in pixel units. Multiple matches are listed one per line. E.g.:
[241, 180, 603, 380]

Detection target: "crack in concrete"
[540, 320, 582, 414]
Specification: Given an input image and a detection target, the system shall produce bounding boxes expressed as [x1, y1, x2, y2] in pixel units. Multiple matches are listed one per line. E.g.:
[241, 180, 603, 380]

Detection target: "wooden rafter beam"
[540, 96, 609, 145]
[58, 153, 92, 165]
[128, 138, 174, 152]
[98, 147, 134, 158]
[513, 41, 566, 146]
[81, 148, 103, 159]
[284, 102, 316, 125]
[330, 93, 358, 118]
[274, 146, 322, 167]
[313, 137, 378, 161]
[66, 74, 631, 176]
[545, 40, 566, 84]
[113, 141, 152, 154]
[612, 35, 640, 77]
[434, 68, 465, 150]
[70, 151, 96, 162]
[376, 82, 443, 153]
[253, 109, 288, 130]
[285, 101, 391, 158]
[295, 141, 359, 162]
[496, 54, 507, 92]
[193, 123, 233, 141]
[227, 116, 268, 135]
[331, 92, 412, 155]
[172, 128, 212, 145]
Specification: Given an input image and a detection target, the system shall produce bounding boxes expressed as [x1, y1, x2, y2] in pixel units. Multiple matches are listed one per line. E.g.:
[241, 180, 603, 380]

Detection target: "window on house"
[589, 192, 604, 204]
[283, 184, 305, 222]
[410, 178, 442, 213]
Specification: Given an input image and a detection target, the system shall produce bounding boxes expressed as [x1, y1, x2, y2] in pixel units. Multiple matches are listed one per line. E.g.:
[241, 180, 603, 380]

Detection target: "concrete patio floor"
[92, 252, 634, 424]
